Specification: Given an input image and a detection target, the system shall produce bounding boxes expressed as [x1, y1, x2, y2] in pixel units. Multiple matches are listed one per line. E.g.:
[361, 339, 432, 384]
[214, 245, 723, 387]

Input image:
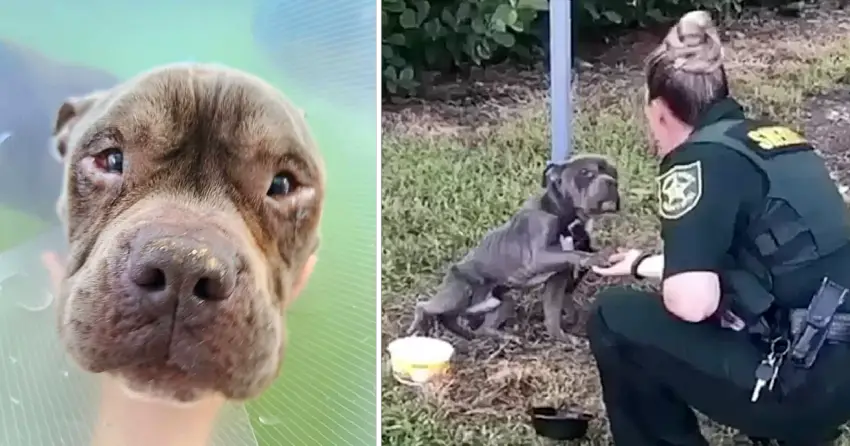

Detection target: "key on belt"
[751, 356, 775, 402]
[751, 338, 790, 402]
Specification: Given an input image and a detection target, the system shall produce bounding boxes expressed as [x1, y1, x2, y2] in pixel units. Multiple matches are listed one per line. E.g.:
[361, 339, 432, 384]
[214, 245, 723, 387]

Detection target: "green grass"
[381, 27, 850, 445]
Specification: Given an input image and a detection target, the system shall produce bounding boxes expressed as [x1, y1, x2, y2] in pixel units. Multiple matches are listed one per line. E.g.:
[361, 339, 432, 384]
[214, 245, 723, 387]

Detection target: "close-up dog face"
[545, 154, 620, 216]
[50, 63, 325, 403]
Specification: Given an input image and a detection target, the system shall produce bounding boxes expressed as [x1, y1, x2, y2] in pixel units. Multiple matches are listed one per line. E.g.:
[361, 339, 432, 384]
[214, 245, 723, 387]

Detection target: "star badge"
[656, 160, 703, 220]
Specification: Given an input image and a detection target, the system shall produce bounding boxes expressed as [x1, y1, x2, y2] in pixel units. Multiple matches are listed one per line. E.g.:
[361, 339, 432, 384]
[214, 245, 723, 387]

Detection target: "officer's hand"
[591, 248, 643, 277]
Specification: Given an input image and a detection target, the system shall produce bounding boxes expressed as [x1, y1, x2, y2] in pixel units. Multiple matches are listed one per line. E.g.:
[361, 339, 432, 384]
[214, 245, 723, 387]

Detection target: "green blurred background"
[0, 0, 377, 444]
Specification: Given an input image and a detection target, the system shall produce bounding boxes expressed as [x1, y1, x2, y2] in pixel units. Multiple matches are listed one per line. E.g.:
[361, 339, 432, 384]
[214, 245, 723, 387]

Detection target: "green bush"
[381, 0, 747, 98]
[382, 0, 549, 96]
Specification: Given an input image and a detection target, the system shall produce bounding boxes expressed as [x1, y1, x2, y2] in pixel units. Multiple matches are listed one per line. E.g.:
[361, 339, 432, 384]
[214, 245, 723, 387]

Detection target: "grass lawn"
[382, 5, 850, 445]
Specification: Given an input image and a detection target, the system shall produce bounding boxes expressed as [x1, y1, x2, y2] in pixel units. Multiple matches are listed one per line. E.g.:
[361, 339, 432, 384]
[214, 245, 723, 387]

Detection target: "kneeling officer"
[587, 10, 850, 446]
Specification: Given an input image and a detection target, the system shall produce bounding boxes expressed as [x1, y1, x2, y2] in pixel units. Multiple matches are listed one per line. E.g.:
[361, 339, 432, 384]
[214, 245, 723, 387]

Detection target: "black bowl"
[529, 406, 593, 441]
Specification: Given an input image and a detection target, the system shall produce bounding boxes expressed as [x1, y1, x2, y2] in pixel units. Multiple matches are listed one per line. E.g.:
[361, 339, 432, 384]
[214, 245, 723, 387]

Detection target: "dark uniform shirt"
[658, 98, 850, 306]
[660, 99, 765, 276]
[0, 40, 117, 222]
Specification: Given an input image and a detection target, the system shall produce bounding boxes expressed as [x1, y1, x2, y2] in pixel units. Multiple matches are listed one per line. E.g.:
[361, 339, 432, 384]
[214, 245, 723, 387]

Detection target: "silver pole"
[548, 0, 571, 165]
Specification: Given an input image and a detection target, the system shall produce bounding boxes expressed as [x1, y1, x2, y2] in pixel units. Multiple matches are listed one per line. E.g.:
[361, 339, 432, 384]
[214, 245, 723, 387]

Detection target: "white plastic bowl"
[386, 336, 455, 385]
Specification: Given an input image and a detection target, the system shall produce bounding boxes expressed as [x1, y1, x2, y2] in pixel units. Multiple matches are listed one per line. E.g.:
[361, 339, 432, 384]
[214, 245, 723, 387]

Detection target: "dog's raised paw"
[583, 252, 612, 268]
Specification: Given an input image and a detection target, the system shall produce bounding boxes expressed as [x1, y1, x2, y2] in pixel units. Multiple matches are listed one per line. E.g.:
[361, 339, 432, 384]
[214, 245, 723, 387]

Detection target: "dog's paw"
[544, 327, 581, 344]
[405, 319, 430, 337]
[544, 324, 565, 338]
[582, 251, 613, 268]
[553, 331, 586, 349]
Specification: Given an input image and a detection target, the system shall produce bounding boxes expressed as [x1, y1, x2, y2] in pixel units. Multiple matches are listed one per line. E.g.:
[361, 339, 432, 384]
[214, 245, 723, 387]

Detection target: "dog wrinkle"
[53, 63, 324, 402]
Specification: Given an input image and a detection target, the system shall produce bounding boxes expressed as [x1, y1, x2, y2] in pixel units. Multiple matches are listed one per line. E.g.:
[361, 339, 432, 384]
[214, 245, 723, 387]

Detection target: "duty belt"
[789, 309, 850, 343]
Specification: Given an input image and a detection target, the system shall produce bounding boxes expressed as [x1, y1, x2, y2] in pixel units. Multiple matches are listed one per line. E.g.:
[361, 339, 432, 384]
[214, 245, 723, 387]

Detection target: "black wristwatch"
[630, 251, 653, 280]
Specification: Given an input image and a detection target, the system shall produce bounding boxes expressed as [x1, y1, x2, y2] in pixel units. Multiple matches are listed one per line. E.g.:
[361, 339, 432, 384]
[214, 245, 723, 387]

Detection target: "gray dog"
[406, 154, 620, 341]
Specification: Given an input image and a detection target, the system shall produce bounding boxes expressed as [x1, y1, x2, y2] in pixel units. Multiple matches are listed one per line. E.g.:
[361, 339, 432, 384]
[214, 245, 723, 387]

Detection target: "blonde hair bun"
[664, 10, 723, 74]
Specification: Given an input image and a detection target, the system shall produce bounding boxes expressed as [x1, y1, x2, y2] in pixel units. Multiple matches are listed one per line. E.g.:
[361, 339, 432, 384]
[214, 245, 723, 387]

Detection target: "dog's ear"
[541, 162, 563, 188]
[52, 90, 107, 161]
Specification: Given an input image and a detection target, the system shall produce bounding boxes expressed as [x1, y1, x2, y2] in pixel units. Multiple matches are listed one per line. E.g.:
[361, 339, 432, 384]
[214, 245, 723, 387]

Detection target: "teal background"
[0, 0, 378, 445]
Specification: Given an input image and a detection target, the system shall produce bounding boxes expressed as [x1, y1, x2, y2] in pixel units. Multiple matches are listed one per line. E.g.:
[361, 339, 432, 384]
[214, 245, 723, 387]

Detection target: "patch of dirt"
[805, 87, 850, 198]
[381, 65, 549, 138]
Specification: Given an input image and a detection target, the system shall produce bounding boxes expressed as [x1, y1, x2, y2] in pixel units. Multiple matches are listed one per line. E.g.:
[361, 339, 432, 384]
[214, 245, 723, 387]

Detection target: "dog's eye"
[579, 168, 593, 177]
[93, 148, 124, 174]
[267, 173, 296, 196]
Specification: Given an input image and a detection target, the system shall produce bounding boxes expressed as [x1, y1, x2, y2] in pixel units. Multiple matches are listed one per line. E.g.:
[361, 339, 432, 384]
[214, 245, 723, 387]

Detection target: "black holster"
[789, 277, 848, 369]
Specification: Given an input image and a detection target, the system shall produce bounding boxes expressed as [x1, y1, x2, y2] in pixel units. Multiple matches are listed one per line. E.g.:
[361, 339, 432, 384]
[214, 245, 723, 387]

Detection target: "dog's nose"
[125, 228, 238, 316]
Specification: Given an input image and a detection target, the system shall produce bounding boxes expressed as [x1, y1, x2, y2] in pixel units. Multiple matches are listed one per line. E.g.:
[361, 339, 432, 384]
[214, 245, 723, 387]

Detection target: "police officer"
[586, 10, 850, 446]
[0, 40, 117, 223]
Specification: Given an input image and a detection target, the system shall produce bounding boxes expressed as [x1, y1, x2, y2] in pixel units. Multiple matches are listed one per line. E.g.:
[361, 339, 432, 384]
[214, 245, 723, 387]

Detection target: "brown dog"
[50, 63, 324, 403]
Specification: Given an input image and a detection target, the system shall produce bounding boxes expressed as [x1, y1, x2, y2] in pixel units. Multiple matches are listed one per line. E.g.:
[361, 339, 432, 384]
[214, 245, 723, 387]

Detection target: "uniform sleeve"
[659, 143, 762, 278]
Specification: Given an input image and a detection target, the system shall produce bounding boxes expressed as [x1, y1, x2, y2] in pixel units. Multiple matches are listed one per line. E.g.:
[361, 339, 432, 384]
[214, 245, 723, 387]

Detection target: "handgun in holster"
[789, 277, 848, 369]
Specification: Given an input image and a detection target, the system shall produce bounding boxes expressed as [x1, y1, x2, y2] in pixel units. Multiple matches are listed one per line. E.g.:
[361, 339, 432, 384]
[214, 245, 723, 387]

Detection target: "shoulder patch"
[656, 160, 703, 220]
[746, 125, 807, 151]
[724, 120, 811, 159]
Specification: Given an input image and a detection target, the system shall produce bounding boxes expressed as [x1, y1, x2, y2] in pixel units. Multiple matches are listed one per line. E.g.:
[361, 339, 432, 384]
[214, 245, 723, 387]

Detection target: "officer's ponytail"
[645, 10, 729, 126]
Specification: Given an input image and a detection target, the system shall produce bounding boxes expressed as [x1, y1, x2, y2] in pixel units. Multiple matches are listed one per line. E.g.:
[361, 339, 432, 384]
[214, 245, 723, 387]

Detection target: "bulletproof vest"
[687, 119, 849, 307]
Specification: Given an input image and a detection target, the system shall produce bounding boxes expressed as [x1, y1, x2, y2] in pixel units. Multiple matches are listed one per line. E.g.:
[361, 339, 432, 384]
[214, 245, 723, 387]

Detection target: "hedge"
[382, 0, 763, 98]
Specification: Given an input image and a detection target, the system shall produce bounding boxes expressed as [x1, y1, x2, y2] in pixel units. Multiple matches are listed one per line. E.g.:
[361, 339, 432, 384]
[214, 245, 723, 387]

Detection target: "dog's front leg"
[541, 270, 569, 339]
[561, 266, 586, 327]
[541, 270, 582, 347]
[530, 246, 602, 277]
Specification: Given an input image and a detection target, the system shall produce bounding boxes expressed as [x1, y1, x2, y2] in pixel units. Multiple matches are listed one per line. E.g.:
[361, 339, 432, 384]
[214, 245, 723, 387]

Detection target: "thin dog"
[406, 155, 620, 340]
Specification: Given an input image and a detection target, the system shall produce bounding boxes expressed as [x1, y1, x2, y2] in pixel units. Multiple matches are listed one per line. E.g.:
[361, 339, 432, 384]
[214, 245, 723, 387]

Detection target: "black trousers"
[586, 286, 850, 445]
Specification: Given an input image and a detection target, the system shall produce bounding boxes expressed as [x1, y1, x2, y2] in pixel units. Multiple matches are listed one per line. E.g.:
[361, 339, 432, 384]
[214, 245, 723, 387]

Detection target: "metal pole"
[548, 0, 571, 165]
